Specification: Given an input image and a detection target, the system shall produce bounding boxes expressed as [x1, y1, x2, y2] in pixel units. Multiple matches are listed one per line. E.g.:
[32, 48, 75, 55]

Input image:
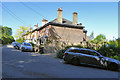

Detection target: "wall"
[51, 25, 90, 45]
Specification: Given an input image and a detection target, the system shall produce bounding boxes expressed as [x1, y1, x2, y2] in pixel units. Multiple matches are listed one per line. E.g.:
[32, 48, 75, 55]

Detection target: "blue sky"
[2, 2, 118, 40]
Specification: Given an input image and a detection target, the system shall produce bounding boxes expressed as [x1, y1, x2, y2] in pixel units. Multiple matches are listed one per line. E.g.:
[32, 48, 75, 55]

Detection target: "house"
[23, 7, 90, 46]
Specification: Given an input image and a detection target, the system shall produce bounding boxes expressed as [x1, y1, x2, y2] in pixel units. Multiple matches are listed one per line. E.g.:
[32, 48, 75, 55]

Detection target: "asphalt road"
[2, 44, 120, 78]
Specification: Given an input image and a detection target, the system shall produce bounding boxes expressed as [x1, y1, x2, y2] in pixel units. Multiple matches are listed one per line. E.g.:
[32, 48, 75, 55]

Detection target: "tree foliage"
[0, 26, 14, 44]
[15, 26, 29, 39]
[94, 34, 107, 44]
[16, 37, 25, 43]
[89, 31, 94, 40]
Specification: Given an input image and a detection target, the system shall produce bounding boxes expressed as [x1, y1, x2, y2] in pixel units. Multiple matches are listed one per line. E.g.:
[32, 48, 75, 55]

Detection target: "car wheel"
[107, 63, 118, 71]
[71, 57, 80, 66]
[21, 49, 24, 52]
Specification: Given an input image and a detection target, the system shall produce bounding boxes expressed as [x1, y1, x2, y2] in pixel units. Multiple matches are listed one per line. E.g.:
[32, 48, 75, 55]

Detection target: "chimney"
[42, 19, 48, 26]
[57, 7, 63, 23]
[73, 12, 78, 25]
[30, 28, 33, 31]
[34, 24, 38, 29]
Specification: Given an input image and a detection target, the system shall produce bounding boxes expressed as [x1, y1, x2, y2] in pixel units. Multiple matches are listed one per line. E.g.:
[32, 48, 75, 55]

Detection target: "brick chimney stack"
[34, 24, 38, 29]
[57, 7, 63, 23]
[73, 12, 78, 25]
[30, 28, 33, 31]
[42, 19, 48, 26]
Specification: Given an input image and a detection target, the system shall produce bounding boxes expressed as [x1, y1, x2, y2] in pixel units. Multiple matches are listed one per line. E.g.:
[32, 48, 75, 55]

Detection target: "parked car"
[16, 42, 21, 50]
[12, 42, 20, 49]
[63, 47, 120, 71]
[20, 42, 33, 52]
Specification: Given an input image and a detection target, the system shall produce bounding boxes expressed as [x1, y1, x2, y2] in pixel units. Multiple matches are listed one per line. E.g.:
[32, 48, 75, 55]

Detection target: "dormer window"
[63, 21, 66, 23]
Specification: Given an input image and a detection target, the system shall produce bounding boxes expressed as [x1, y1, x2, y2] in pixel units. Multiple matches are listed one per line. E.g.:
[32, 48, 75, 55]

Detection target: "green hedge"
[98, 44, 120, 61]
[56, 49, 66, 59]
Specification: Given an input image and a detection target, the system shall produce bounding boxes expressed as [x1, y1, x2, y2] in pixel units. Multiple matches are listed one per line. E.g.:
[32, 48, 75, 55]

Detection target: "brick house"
[23, 7, 90, 46]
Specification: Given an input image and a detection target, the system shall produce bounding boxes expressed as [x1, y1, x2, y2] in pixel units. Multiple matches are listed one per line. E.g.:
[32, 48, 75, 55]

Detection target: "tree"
[16, 37, 25, 43]
[94, 34, 107, 44]
[14, 26, 29, 39]
[89, 31, 94, 40]
[0, 26, 12, 37]
[0, 26, 14, 44]
[2, 26, 12, 36]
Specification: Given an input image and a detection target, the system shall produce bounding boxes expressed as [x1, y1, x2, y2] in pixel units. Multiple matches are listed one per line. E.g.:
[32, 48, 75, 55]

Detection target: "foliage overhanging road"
[2, 45, 119, 78]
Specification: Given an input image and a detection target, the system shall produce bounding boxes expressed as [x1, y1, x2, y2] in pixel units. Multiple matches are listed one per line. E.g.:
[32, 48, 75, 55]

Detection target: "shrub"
[98, 46, 112, 57]
[56, 49, 66, 59]
[84, 45, 95, 50]
[109, 55, 120, 61]
[98, 44, 120, 61]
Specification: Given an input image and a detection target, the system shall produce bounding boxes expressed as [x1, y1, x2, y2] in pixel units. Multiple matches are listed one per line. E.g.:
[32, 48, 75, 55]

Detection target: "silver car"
[20, 42, 33, 52]
[63, 47, 120, 71]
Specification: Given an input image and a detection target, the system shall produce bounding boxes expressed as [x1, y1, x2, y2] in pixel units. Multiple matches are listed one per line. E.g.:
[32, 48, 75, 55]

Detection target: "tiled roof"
[50, 18, 72, 24]
[29, 18, 85, 34]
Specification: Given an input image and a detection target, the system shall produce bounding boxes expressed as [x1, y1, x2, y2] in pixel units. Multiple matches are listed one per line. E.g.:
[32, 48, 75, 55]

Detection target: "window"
[83, 50, 98, 56]
[63, 21, 66, 23]
[68, 49, 84, 53]
[89, 51, 97, 56]
[24, 43, 31, 46]
[68, 49, 98, 56]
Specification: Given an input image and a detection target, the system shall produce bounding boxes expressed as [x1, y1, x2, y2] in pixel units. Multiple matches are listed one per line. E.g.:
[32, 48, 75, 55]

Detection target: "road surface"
[2, 44, 120, 78]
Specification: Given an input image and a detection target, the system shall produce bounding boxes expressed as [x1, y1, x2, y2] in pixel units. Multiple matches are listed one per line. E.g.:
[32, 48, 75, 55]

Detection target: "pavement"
[2, 44, 120, 78]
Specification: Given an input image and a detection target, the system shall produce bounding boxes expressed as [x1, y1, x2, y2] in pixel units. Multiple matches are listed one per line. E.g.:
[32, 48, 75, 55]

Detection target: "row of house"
[22, 7, 90, 46]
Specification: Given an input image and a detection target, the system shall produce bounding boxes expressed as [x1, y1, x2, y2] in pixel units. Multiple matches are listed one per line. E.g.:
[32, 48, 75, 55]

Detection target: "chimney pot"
[42, 19, 48, 26]
[80, 23, 82, 25]
[30, 28, 33, 31]
[34, 24, 38, 29]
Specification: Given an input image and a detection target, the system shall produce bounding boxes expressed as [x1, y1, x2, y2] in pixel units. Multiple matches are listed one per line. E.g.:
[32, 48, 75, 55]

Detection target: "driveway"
[2, 44, 120, 78]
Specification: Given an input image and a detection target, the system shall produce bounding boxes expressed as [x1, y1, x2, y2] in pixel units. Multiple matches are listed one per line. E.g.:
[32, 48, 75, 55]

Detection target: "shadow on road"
[63, 61, 119, 72]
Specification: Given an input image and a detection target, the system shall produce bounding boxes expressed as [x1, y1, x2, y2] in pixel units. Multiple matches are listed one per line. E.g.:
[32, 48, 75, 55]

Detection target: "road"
[2, 44, 119, 78]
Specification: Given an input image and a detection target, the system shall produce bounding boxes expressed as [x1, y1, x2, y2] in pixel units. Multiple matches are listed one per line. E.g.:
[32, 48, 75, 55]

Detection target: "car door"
[67, 49, 82, 60]
[76, 50, 89, 64]
[84, 50, 101, 66]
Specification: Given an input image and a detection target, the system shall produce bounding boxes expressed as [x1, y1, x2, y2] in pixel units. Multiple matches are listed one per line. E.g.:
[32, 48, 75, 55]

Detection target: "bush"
[56, 49, 66, 59]
[97, 44, 120, 61]
[109, 55, 120, 61]
[97, 46, 110, 56]
[98, 44, 119, 57]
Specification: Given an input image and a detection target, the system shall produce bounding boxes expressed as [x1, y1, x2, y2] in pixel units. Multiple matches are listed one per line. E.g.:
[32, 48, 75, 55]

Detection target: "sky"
[2, 2, 118, 41]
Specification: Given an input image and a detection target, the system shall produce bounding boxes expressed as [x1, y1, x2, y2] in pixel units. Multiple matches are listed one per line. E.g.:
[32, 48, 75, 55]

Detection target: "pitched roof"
[50, 18, 72, 24]
[30, 18, 85, 33]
